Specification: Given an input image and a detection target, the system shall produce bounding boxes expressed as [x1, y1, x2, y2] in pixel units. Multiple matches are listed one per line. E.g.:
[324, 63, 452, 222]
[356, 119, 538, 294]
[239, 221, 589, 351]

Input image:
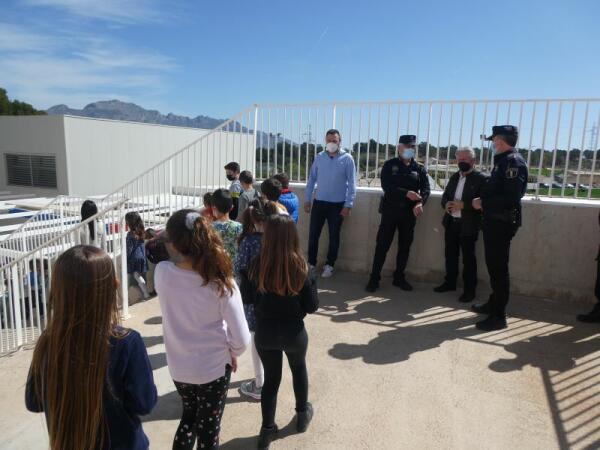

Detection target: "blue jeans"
[307, 200, 345, 267]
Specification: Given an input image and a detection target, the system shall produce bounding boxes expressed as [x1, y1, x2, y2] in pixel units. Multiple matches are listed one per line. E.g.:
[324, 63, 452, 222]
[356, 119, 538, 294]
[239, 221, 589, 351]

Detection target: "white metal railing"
[0, 106, 259, 354]
[0, 198, 128, 354]
[2, 98, 599, 354]
[0, 195, 86, 266]
[253, 99, 600, 201]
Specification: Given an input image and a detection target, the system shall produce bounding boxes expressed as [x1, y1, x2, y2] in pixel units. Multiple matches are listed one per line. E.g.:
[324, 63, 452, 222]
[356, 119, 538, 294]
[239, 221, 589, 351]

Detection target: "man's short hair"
[456, 146, 476, 159]
[261, 178, 282, 201]
[224, 161, 240, 173]
[239, 170, 253, 185]
[325, 129, 341, 139]
[496, 135, 518, 148]
[212, 188, 233, 214]
[273, 172, 290, 189]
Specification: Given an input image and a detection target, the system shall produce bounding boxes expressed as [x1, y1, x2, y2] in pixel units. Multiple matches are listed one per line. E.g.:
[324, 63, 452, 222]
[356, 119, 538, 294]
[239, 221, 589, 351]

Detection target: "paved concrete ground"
[1, 272, 599, 449]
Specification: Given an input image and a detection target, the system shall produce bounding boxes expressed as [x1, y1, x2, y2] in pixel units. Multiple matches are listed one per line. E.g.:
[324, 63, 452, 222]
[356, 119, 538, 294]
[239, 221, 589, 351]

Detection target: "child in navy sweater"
[26, 245, 157, 450]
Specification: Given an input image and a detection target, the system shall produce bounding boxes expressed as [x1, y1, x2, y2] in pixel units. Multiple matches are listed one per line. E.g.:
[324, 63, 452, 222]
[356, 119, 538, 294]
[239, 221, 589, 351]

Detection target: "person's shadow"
[219, 417, 297, 450]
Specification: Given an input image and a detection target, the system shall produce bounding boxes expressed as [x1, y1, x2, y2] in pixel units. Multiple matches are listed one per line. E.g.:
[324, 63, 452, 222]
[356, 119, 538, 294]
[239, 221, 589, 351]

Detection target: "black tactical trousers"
[482, 220, 516, 316]
[370, 208, 415, 281]
[444, 219, 478, 294]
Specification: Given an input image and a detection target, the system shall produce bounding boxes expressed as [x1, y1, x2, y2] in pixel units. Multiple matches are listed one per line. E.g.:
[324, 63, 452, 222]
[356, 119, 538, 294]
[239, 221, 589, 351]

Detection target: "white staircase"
[0, 106, 258, 354]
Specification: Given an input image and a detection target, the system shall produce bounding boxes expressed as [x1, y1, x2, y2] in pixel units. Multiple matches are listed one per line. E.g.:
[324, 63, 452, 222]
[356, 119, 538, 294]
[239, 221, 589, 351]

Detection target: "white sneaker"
[240, 380, 262, 400]
[321, 264, 334, 278]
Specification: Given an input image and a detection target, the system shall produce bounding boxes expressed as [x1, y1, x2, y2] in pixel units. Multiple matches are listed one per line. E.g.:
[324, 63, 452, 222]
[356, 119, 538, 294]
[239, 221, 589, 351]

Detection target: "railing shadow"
[316, 276, 600, 449]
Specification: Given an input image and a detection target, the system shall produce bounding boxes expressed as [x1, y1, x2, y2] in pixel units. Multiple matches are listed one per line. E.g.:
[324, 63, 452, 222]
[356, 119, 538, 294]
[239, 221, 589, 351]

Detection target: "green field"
[530, 187, 600, 199]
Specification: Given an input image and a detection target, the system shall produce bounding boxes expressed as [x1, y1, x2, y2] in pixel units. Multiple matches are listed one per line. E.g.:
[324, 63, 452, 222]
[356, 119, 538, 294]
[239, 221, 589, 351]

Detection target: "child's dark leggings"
[172, 366, 231, 450]
[256, 328, 309, 428]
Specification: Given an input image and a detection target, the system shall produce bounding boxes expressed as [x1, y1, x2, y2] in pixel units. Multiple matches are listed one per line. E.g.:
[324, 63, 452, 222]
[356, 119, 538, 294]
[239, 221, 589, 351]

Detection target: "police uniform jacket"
[480, 149, 528, 227]
[380, 158, 430, 212]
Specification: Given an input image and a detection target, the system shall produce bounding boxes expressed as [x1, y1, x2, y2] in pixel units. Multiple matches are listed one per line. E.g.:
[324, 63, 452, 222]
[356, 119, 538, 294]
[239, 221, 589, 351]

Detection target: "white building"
[0, 115, 255, 198]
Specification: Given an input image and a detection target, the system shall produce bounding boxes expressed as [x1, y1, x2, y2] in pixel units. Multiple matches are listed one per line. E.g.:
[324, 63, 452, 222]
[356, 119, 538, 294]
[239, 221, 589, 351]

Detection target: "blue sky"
[2, 0, 600, 119]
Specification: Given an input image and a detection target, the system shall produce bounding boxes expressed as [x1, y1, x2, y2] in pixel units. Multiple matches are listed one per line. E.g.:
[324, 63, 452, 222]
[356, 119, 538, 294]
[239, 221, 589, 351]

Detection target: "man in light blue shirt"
[304, 129, 357, 278]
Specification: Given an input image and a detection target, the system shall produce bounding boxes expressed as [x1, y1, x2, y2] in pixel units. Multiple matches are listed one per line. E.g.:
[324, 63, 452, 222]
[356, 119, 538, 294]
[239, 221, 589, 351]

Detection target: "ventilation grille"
[5, 154, 57, 188]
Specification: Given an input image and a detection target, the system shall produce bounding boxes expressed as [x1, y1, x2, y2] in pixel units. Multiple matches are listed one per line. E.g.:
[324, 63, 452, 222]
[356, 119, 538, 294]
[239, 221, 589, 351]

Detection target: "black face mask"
[226, 174, 236, 181]
[458, 162, 472, 173]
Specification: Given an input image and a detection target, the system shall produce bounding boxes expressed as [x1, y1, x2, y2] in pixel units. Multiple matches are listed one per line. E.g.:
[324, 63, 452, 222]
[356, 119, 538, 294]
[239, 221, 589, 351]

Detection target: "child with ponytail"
[154, 209, 250, 450]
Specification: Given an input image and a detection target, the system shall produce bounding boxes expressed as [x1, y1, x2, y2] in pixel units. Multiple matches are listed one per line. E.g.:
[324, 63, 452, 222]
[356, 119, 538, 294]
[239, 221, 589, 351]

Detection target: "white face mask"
[326, 142, 339, 153]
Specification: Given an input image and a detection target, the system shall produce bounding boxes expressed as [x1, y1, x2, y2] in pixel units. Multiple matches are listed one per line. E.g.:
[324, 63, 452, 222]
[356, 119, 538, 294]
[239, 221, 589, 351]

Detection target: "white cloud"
[19, 0, 166, 24]
[0, 21, 175, 109]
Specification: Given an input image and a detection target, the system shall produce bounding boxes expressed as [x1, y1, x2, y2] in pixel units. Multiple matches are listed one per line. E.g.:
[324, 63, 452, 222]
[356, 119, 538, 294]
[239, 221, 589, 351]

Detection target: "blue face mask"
[401, 149, 415, 160]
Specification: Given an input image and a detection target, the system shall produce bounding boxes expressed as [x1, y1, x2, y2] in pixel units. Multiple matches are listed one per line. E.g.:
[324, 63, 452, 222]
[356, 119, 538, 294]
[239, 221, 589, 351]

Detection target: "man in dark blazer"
[434, 147, 487, 302]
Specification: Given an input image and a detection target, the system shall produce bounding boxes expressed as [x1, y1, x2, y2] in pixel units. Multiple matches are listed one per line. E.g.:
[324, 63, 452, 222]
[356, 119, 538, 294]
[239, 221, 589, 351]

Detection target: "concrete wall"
[0, 116, 68, 196]
[292, 184, 599, 304]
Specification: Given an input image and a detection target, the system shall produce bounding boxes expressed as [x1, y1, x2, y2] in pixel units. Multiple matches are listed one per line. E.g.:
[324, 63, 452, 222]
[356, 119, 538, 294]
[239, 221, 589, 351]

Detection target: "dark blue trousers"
[307, 200, 345, 267]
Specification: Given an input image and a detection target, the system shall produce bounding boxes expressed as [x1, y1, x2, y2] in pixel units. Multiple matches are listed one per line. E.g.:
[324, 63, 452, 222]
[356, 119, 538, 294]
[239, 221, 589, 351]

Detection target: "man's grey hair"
[456, 146, 476, 159]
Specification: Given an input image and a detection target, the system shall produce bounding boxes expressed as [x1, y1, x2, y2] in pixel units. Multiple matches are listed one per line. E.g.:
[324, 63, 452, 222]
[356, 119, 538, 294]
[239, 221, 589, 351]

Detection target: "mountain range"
[46, 100, 226, 129]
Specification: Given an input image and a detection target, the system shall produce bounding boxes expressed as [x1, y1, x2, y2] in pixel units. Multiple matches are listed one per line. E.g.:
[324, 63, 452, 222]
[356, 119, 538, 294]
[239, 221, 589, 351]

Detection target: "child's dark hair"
[203, 192, 213, 207]
[239, 170, 253, 185]
[238, 198, 279, 244]
[81, 200, 99, 241]
[211, 189, 233, 214]
[125, 212, 145, 240]
[273, 173, 290, 189]
[261, 178, 282, 202]
[166, 209, 234, 296]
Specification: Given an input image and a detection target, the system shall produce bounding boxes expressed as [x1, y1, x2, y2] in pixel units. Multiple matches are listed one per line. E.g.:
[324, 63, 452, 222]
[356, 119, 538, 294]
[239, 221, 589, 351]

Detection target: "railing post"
[253, 105, 259, 176]
[168, 159, 173, 217]
[332, 104, 337, 128]
[119, 205, 130, 320]
[11, 265, 23, 346]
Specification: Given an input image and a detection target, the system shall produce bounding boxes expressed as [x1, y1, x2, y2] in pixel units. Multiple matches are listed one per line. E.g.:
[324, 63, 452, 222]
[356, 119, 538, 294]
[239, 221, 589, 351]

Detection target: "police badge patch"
[392, 165, 399, 174]
[506, 167, 518, 179]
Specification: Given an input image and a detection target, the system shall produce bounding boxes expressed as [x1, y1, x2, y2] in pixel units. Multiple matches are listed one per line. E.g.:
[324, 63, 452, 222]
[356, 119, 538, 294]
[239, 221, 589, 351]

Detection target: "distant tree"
[0, 88, 46, 115]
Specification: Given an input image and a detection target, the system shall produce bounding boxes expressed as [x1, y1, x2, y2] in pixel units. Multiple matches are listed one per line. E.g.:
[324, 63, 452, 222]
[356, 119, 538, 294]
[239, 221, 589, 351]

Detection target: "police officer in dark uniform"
[471, 125, 528, 331]
[366, 135, 430, 293]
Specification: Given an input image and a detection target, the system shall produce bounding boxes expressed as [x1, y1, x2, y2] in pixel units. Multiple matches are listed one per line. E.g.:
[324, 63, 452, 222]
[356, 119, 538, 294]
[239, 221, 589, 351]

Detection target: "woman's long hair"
[237, 198, 278, 244]
[125, 211, 145, 241]
[166, 209, 235, 296]
[81, 200, 98, 241]
[29, 245, 122, 450]
[249, 214, 308, 296]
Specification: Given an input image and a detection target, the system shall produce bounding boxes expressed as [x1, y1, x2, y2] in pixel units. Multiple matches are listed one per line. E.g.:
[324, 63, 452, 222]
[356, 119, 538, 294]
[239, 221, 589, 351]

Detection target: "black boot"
[297, 402, 314, 433]
[393, 277, 413, 291]
[577, 303, 600, 323]
[459, 291, 476, 303]
[433, 282, 456, 293]
[257, 425, 278, 450]
[476, 315, 507, 331]
[365, 277, 380, 293]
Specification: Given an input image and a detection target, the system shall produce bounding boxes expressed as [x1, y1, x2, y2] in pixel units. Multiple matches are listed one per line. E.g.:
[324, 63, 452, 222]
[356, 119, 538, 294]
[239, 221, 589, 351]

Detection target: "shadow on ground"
[316, 274, 600, 450]
[220, 417, 297, 450]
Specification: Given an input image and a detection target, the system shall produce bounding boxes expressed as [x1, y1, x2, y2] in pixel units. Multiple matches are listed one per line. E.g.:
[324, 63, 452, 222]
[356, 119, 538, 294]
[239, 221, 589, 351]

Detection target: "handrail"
[256, 98, 600, 108]
[0, 195, 82, 241]
[0, 198, 128, 270]
[0, 104, 256, 264]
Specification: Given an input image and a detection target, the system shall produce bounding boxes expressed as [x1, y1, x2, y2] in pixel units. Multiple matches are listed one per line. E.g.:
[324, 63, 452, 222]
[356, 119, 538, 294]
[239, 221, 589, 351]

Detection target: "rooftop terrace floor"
[1, 272, 599, 449]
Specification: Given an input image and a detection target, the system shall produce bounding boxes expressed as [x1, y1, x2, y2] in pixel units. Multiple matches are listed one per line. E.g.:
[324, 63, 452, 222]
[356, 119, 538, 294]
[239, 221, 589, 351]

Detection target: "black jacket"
[480, 149, 528, 227]
[240, 264, 319, 337]
[441, 170, 487, 236]
[380, 158, 430, 211]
